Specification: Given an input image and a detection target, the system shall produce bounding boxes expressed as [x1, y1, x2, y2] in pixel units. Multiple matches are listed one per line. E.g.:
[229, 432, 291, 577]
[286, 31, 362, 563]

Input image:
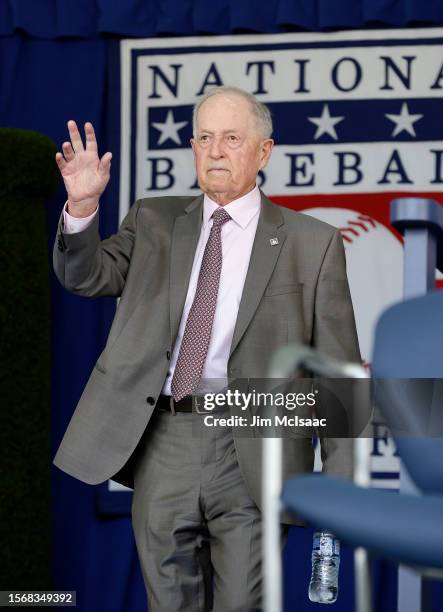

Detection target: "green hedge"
[0, 129, 59, 593]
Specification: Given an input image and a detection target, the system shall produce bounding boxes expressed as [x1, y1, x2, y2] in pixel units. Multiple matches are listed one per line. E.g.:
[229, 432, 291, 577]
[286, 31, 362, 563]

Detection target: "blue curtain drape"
[1, 2, 443, 612]
[1, 0, 443, 37]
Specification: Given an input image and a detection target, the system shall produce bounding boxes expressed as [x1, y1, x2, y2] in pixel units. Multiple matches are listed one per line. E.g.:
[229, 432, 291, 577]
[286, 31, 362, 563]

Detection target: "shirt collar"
[202, 185, 261, 230]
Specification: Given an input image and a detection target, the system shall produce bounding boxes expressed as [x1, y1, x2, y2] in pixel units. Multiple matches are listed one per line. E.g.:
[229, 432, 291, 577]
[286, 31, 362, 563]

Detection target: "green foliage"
[0, 129, 59, 592]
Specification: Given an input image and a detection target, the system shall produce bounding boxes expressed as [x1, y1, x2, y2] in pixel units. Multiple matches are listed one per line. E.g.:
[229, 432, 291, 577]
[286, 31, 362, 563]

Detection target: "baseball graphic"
[302, 207, 404, 365]
[304, 208, 404, 483]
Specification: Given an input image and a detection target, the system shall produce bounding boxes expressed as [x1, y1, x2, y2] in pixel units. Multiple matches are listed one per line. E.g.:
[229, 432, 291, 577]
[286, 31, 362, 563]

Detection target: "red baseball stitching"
[339, 214, 377, 244]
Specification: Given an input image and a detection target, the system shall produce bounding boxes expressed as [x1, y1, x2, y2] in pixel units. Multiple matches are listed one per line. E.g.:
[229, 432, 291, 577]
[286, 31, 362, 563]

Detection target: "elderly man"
[53, 86, 360, 611]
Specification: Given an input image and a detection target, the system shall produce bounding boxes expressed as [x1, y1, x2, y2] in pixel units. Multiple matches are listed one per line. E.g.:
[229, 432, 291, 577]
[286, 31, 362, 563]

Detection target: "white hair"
[192, 86, 273, 139]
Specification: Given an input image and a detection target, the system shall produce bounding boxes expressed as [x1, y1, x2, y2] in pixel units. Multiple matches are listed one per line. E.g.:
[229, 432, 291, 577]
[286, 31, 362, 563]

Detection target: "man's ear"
[259, 138, 274, 170]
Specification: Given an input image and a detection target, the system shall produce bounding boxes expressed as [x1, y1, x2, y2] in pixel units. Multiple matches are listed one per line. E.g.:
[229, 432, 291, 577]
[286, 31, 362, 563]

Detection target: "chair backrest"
[372, 290, 443, 495]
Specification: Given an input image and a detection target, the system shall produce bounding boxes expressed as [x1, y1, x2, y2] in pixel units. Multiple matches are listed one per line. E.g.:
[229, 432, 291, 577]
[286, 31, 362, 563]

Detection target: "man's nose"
[209, 136, 225, 158]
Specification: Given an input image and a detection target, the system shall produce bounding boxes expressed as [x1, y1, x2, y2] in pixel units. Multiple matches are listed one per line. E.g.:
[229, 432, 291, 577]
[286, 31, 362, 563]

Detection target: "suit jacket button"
[146, 396, 155, 405]
[166, 351, 171, 360]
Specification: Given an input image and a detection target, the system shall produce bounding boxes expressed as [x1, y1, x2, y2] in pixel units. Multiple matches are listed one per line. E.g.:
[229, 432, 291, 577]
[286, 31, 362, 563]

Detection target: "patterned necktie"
[171, 207, 231, 401]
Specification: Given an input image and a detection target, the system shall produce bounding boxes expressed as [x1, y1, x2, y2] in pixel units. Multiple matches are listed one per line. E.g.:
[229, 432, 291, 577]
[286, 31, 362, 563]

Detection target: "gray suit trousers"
[131, 407, 288, 611]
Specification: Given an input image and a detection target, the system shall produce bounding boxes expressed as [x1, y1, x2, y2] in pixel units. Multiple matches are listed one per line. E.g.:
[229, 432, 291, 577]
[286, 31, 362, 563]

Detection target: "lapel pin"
[269, 237, 279, 246]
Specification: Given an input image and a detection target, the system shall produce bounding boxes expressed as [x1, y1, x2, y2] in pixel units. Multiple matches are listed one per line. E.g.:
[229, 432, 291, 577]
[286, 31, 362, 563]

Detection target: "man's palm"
[56, 120, 112, 208]
[61, 149, 108, 202]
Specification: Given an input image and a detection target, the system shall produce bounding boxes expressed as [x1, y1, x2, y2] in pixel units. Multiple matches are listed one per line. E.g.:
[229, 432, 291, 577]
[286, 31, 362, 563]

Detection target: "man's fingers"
[98, 152, 112, 175]
[67, 119, 84, 152]
[62, 141, 75, 161]
[55, 152, 67, 171]
[85, 122, 98, 152]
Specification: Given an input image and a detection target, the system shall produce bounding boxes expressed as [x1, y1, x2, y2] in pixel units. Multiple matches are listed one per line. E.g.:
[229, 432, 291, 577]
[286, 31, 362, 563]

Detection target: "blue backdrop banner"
[1, 0, 443, 37]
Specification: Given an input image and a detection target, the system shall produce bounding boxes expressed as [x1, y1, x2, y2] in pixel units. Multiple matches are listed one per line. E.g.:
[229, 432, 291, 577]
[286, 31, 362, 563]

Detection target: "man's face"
[191, 94, 273, 205]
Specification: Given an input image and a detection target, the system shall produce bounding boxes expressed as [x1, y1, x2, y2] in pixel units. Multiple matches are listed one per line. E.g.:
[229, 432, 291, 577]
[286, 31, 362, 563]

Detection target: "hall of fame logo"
[107, 27, 443, 500]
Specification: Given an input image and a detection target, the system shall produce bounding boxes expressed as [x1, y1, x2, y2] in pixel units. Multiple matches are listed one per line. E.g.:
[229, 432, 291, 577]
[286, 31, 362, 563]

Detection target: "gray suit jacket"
[53, 191, 360, 525]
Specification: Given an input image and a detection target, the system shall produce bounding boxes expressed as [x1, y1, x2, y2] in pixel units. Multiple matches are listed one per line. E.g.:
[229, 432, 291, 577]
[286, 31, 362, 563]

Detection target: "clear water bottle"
[308, 531, 340, 604]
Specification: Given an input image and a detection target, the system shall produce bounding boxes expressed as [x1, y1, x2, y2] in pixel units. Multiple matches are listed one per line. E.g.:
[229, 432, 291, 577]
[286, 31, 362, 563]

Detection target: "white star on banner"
[152, 110, 188, 145]
[308, 104, 344, 141]
[385, 102, 423, 137]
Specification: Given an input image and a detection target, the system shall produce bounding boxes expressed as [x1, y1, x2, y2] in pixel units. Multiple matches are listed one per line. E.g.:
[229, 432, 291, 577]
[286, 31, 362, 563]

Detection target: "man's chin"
[202, 179, 232, 194]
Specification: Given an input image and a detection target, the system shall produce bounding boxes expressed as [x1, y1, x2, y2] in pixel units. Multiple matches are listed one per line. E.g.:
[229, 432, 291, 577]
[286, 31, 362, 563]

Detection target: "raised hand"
[55, 120, 112, 218]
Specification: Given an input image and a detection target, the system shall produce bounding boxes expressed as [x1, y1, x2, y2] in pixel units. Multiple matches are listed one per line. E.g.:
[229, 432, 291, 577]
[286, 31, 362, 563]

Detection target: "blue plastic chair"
[281, 290, 443, 611]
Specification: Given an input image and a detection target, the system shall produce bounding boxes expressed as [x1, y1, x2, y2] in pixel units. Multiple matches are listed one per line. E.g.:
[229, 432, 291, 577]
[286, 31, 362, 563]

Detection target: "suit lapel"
[169, 195, 204, 345]
[229, 192, 286, 357]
